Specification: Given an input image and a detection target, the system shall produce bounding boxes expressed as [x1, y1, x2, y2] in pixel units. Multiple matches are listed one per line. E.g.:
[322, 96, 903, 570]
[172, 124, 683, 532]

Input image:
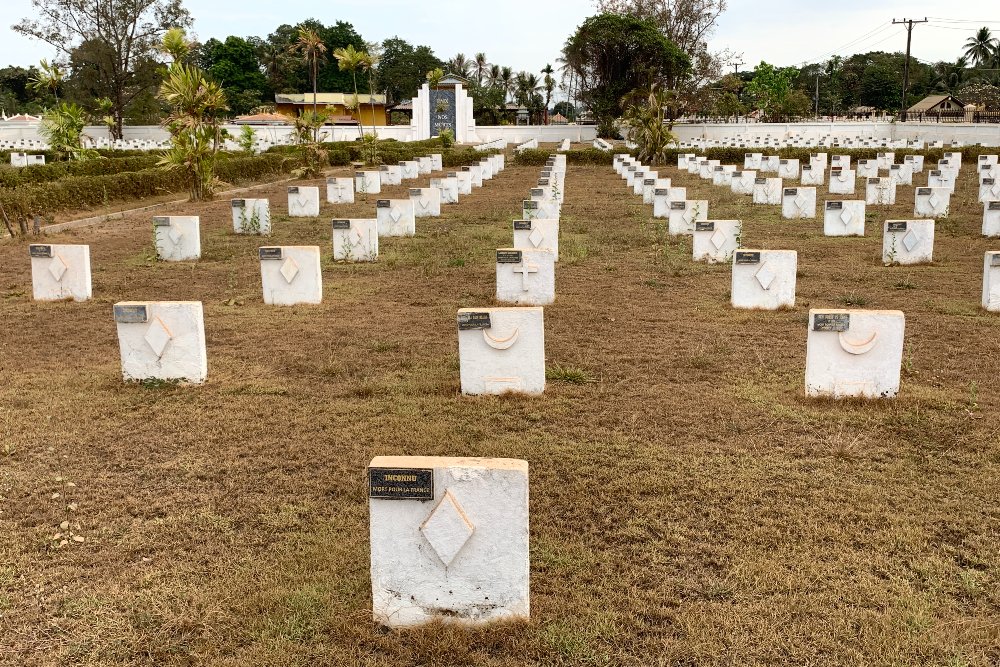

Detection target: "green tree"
[39, 102, 90, 160]
[377, 37, 445, 105]
[745, 61, 799, 120]
[294, 27, 328, 139]
[562, 13, 690, 135]
[14, 0, 191, 138]
[334, 43, 369, 138]
[964, 27, 999, 68]
[28, 59, 63, 103]
[541, 63, 555, 123]
[474, 53, 489, 86]
[201, 36, 268, 115]
[622, 84, 676, 165]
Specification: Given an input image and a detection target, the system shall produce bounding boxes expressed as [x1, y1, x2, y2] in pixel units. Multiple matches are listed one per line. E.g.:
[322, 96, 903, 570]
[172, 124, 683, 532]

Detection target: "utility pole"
[815, 72, 820, 118]
[893, 17, 927, 119]
[733, 61, 744, 75]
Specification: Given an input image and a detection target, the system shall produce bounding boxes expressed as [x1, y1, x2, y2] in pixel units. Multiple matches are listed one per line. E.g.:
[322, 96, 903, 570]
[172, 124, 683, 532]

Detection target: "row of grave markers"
[678, 134, 966, 150]
[618, 151, 1000, 398]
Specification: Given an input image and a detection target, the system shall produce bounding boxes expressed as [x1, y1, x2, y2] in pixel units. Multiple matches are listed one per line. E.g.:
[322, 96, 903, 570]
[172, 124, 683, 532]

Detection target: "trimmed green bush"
[0, 155, 162, 188]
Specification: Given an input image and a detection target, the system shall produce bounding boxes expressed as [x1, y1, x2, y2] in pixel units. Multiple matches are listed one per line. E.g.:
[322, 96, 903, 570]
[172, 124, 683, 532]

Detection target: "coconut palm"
[294, 27, 327, 140]
[498, 66, 514, 103]
[964, 27, 999, 68]
[541, 63, 555, 124]
[474, 53, 489, 86]
[449, 53, 472, 78]
[334, 43, 369, 138]
[361, 46, 380, 133]
[28, 59, 63, 103]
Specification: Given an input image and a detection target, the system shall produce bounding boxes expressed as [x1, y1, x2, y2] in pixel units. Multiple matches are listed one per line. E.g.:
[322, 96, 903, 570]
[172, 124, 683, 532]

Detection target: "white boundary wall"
[673, 122, 1000, 147]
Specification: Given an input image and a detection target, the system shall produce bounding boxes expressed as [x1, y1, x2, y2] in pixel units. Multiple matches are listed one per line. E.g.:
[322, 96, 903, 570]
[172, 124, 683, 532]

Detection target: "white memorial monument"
[259, 246, 323, 306]
[495, 249, 555, 305]
[883, 220, 934, 265]
[731, 249, 796, 310]
[332, 219, 378, 262]
[153, 216, 200, 261]
[376, 199, 416, 237]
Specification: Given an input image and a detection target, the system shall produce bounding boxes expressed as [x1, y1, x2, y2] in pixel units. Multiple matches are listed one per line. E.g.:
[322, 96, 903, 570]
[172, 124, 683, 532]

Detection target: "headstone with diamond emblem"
[752, 178, 783, 205]
[286, 186, 320, 217]
[29, 244, 92, 302]
[332, 219, 378, 262]
[692, 220, 741, 263]
[983, 252, 1000, 312]
[800, 164, 824, 185]
[376, 199, 416, 237]
[368, 455, 530, 627]
[984, 201, 1000, 237]
[823, 200, 866, 237]
[114, 301, 207, 383]
[495, 248, 555, 305]
[777, 158, 800, 180]
[805, 309, 905, 399]
[828, 167, 856, 195]
[410, 187, 442, 217]
[512, 218, 559, 261]
[457, 307, 545, 395]
[730, 249, 796, 310]
[653, 187, 687, 217]
[914, 187, 950, 218]
[667, 200, 709, 236]
[731, 171, 757, 195]
[979, 178, 1000, 204]
[153, 216, 200, 261]
[882, 220, 934, 265]
[782, 187, 816, 219]
[259, 246, 322, 305]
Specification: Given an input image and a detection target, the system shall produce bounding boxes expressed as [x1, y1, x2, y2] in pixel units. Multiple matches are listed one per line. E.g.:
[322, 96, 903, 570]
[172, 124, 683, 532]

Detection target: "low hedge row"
[0, 155, 163, 188]
[0, 153, 292, 222]
[510, 148, 615, 167]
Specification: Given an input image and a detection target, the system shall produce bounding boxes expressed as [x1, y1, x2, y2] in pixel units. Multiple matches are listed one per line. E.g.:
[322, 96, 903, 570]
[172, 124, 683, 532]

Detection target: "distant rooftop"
[275, 93, 387, 106]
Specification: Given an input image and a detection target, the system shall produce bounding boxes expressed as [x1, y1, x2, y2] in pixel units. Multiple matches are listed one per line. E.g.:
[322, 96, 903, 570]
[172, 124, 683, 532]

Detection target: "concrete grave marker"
[927, 169, 955, 192]
[355, 170, 381, 195]
[259, 246, 322, 305]
[457, 307, 545, 395]
[495, 248, 555, 305]
[731, 171, 757, 195]
[984, 201, 1000, 237]
[865, 177, 896, 205]
[744, 153, 762, 170]
[824, 200, 866, 236]
[652, 187, 686, 217]
[29, 244, 92, 302]
[752, 177, 782, 205]
[153, 216, 200, 261]
[914, 187, 950, 218]
[368, 455, 529, 627]
[777, 158, 800, 180]
[453, 170, 473, 195]
[883, 220, 934, 265]
[430, 154, 443, 171]
[800, 164, 824, 185]
[760, 155, 780, 173]
[287, 186, 320, 217]
[828, 167, 856, 195]
[692, 220, 741, 263]
[805, 309, 905, 399]
[326, 177, 355, 204]
[463, 164, 483, 188]
[400, 160, 419, 179]
[782, 187, 816, 219]
[332, 219, 378, 262]
[668, 200, 709, 236]
[431, 177, 459, 204]
[376, 199, 416, 237]
[512, 219, 559, 261]
[980, 178, 1000, 204]
[114, 301, 207, 384]
[410, 187, 442, 217]
[379, 164, 403, 186]
[232, 198, 271, 235]
[983, 252, 1000, 312]
[889, 163, 913, 186]
[417, 156, 432, 175]
[731, 249, 796, 310]
[904, 154, 924, 173]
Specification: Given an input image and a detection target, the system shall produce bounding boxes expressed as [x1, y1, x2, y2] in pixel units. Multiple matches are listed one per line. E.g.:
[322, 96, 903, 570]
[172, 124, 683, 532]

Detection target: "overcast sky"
[0, 0, 996, 77]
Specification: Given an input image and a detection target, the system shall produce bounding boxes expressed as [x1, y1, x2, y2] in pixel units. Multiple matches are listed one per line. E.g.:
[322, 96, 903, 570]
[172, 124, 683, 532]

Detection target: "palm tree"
[361, 46, 380, 132]
[334, 44, 369, 139]
[28, 59, 64, 103]
[294, 27, 327, 140]
[449, 53, 472, 78]
[964, 27, 999, 67]
[474, 53, 489, 86]
[932, 57, 970, 94]
[541, 63, 555, 124]
[498, 66, 514, 104]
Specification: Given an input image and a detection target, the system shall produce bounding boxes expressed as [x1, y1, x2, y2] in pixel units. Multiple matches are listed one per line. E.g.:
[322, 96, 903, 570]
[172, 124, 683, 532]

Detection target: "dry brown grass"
[0, 151, 999, 666]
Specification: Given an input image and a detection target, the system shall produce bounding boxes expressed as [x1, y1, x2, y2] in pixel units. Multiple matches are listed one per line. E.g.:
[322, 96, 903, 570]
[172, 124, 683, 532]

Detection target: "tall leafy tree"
[13, 0, 191, 138]
[294, 26, 327, 134]
[377, 37, 444, 104]
[201, 36, 268, 115]
[28, 59, 63, 103]
[449, 53, 472, 78]
[333, 43, 369, 137]
[474, 53, 489, 86]
[541, 63, 555, 123]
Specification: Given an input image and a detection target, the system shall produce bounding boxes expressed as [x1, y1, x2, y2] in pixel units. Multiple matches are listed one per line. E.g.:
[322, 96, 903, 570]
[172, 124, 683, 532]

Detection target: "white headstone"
[731, 171, 756, 195]
[417, 156, 432, 174]
[904, 154, 924, 173]
[454, 170, 473, 195]
[495, 248, 555, 305]
[692, 220, 741, 263]
[800, 164, 824, 185]
[379, 164, 402, 186]
[400, 160, 419, 179]
[368, 455, 529, 627]
[760, 155, 780, 173]
[856, 159, 879, 178]
[823, 201, 866, 236]
[232, 198, 271, 235]
[326, 177, 355, 204]
[865, 177, 896, 205]
[752, 178, 782, 205]
[914, 187, 950, 218]
[828, 168, 856, 195]
[883, 220, 934, 265]
[927, 169, 955, 192]
[114, 301, 207, 384]
[29, 244, 92, 302]
[376, 199, 416, 237]
[463, 165, 483, 188]
[777, 158, 800, 180]
[983, 252, 1000, 312]
[355, 171, 381, 195]
[984, 201, 1000, 237]
[731, 249, 796, 310]
[457, 307, 545, 395]
[259, 246, 322, 305]
[513, 219, 559, 261]
[667, 200, 709, 236]
[781, 187, 816, 219]
[287, 186, 320, 217]
[410, 187, 442, 217]
[430, 153, 443, 171]
[653, 187, 687, 217]
[744, 153, 762, 170]
[889, 163, 913, 186]
[805, 309, 905, 399]
[431, 177, 459, 204]
[979, 178, 1000, 204]
[332, 219, 378, 262]
[153, 216, 200, 261]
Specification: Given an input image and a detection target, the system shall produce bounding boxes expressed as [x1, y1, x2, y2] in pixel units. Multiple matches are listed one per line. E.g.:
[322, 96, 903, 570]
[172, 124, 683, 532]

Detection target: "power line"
[925, 17, 1000, 24]
[792, 21, 894, 67]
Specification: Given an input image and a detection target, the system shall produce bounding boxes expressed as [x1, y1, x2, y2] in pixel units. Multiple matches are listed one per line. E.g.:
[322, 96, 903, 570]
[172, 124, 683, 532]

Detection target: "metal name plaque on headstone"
[29, 244, 52, 258]
[868, 178, 880, 184]
[513, 220, 532, 230]
[803, 165, 812, 171]
[980, 155, 989, 161]
[983, 165, 993, 171]
[917, 188, 932, 195]
[984, 178, 996, 185]
[114, 304, 149, 324]
[827, 201, 843, 210]
[990, 202, 1000, 210]
[735, 251, 760, 265]
[447, 172, 457, 178]
[409, 189, 423, 197]
[231, 199, 245, 208]
[462, 166, 472, 172]
[538, 178, 550, 186]
[905, 155, 914, 161]
[715, 166, 724, 171]
[887, 221, 908, 232]
[530, 188, 544, 198]
[831, 167, 842, 173]
[457, 311, 492, 330]
[654, 188, 669, 196]
[779, 159, 788, 165]
[644, 178, 655, 185]
[785, 188, 797, 196]
[288, 186, 299, 194]
[152, 216, 171, 227]
[695, 221, 714, 232]
[891, 165, 900, 171]
[755, 178, 767, 184]
[355, 172, 365, 177]
[377, 200, 390, 208]
[733, 171, 742, 177]
[524, 201, 538, 210]
[670, 201, 687, 210]
[332, 220, 351, 230]
[813, 313, 850, 332]
[368, 467, 433, 501]
[993, 254, 1000, 267]
[930, 170, 941, 176]
[496, 250, 523, 263]
[259, 247, 283, 260]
